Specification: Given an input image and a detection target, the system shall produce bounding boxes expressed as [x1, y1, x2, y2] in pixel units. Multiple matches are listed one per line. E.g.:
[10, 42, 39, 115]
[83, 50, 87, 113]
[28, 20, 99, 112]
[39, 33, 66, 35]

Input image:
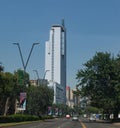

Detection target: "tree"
[0, 72, 17, 115]
[51, 103, 73, 116]
[86, 106, 102, 114]
[111, 54, 120, 120]
[26, 84, 54, 115]
[14, 69, 29, 91]
[0, 69, 30, 116]
[76, 52, 120, 120]
[0, 63, 4, 72]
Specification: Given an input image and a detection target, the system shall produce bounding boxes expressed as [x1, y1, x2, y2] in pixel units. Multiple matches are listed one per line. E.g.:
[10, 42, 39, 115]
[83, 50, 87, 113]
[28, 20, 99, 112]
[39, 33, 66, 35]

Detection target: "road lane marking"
[80, 120, 87, 128]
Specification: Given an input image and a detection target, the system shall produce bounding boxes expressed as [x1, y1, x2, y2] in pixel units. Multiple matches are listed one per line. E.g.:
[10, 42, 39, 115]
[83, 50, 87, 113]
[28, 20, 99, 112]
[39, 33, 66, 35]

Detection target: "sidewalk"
[113, 122, 120, 127]
[97, 119, 120, 127]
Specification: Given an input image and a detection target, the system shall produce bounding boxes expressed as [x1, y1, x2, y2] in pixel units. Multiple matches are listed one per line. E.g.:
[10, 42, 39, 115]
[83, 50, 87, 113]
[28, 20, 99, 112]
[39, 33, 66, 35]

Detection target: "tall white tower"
[45, 20, 66, 104]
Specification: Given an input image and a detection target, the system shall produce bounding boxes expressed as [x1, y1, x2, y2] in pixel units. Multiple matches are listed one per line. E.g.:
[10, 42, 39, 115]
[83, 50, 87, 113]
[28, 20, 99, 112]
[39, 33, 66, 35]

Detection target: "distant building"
[45, 20, 66, 104]
[48, 81, 64, 104]
[30, 79, 48, 86]
[66, 86, 90, 109]
[66, 86, 77, 108]
[66, 86, 70, 103]
[30, 80, 38, 86]
[72, 89, 80, 106]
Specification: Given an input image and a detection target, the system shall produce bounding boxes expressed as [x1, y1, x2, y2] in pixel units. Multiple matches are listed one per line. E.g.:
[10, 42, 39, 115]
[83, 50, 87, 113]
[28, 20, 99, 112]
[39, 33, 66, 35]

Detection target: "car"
[89, 115, 96, 122]
[72, 115, 79, 121]
[66, 114, 70, 119]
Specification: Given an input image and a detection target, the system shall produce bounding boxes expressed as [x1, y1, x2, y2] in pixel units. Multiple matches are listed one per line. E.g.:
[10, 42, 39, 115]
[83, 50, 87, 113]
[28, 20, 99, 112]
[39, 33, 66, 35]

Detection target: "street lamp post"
[13, 43, 39, 87]
[13, 43, 39, 112]
[43, 70, 49, 80]
[42, 70, 49, 85]
[33, 70, 40, 86]
[13, 43, 39, 72]
[13, 43, 25, 70]
[25, 43, 39, 71]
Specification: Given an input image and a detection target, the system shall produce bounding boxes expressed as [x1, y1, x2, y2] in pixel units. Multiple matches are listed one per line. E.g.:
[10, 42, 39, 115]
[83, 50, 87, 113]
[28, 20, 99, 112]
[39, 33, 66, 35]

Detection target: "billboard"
[19, 92, 26, 110]
[48, 106, 52, 115]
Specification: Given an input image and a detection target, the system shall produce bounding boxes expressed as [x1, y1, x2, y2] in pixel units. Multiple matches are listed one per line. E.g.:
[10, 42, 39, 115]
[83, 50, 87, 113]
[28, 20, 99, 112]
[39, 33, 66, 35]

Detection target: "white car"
[89, 116, 96, 122]
[72, 115, 79, 121]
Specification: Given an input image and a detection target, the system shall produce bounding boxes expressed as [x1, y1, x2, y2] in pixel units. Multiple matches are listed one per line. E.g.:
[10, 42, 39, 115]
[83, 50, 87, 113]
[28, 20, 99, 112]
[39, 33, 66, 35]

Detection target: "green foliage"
[26, 85, 54, 115]
[76, 52, 120, 119]
[0, 67, 54, 116]
[0, 69, 30, 116]
[41, 115, 53, 120]
[14, 69, 29, 90]
[0, 72, 17, 115]
[73, 105, 82, 115]
[0, 72, 14, 95]
[0, 64, 4, 72]
[0, 114, 40, 123]
[52, 103, 73, 115]
[86, 106, 102, 114]
[0, 114, 54, 123]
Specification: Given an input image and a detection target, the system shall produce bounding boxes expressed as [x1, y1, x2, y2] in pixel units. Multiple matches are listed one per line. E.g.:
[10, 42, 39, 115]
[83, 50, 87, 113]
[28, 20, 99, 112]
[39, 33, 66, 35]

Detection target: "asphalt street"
[4, 118, 82, 128]
[2, 117, 120, 128]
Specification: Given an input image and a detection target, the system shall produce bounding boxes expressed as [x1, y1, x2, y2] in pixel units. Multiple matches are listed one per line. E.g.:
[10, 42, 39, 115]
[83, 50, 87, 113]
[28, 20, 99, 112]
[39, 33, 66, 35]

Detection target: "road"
[4, 117, 120, 128]
[5, 118, 82, 128]
[81, 117, 120, 128]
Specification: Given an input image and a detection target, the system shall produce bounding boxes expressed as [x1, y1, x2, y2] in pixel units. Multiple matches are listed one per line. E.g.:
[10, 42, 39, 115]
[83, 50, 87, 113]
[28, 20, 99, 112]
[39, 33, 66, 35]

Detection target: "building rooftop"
[52, 24, 65, 31]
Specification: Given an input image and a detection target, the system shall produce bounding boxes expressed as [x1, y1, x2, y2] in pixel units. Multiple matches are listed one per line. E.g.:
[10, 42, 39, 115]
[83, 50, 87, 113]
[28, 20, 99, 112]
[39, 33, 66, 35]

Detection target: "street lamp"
[13, 42, 40, 86]
[43, 70, 50, 80]
[42, 70, 49, 85]
[13, 43, 25, 70]
[33, 70, 40, 86]
[13, 43, 39, 71]
[25, 43, 39, 70]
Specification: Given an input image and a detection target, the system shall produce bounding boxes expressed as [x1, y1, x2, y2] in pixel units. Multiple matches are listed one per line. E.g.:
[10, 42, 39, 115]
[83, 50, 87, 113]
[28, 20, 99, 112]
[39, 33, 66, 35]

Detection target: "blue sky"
[0, 0, 120, 88]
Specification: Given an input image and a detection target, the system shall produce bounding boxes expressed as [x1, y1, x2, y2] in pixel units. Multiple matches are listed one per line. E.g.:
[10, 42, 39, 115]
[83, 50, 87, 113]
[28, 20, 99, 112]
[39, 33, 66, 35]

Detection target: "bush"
[41, 115, 53, 120]
[0, 114, 40, 123]
[111, 118, 120, 123]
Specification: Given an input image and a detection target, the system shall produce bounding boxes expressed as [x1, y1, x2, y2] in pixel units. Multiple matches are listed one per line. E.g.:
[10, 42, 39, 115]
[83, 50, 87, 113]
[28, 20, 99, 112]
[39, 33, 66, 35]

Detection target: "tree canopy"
[0, 68, 54, 116]
[76, 52, 120, 119]
[26, 84, 54, 115]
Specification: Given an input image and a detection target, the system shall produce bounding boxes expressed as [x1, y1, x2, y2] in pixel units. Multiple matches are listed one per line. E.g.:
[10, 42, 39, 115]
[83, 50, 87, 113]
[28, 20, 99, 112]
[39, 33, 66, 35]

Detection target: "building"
[66, 86, 80, 108]
[66, 86, 74, 108]
[30, 79, 48, 86]
[45, 20, 66, 104]
[30, 80, 38, 86]
[72, 89, 80, 106]
[66, 86, 70, 104]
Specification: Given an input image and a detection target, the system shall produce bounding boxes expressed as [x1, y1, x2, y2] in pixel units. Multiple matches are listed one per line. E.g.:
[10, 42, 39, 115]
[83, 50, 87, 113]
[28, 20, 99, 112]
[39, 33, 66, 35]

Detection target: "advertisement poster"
[59, 109, 62, 116]
[55, 108, 58, 116]
[20, 92, 26, 110]
[48, 106, 52, 115]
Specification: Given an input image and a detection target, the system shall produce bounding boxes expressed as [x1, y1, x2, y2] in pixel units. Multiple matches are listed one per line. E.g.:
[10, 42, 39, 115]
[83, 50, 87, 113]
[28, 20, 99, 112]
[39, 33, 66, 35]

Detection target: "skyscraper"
[45, 20, 66, 104]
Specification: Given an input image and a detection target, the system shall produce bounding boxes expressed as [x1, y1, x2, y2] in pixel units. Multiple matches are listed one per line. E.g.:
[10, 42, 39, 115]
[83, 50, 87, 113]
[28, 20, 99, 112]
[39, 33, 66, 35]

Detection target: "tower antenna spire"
[62, 19, 65, 27]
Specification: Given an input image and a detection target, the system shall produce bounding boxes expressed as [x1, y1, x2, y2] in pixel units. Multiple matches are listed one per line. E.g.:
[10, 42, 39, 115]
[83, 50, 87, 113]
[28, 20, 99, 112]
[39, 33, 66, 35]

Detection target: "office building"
[45, 20, 66, 104]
